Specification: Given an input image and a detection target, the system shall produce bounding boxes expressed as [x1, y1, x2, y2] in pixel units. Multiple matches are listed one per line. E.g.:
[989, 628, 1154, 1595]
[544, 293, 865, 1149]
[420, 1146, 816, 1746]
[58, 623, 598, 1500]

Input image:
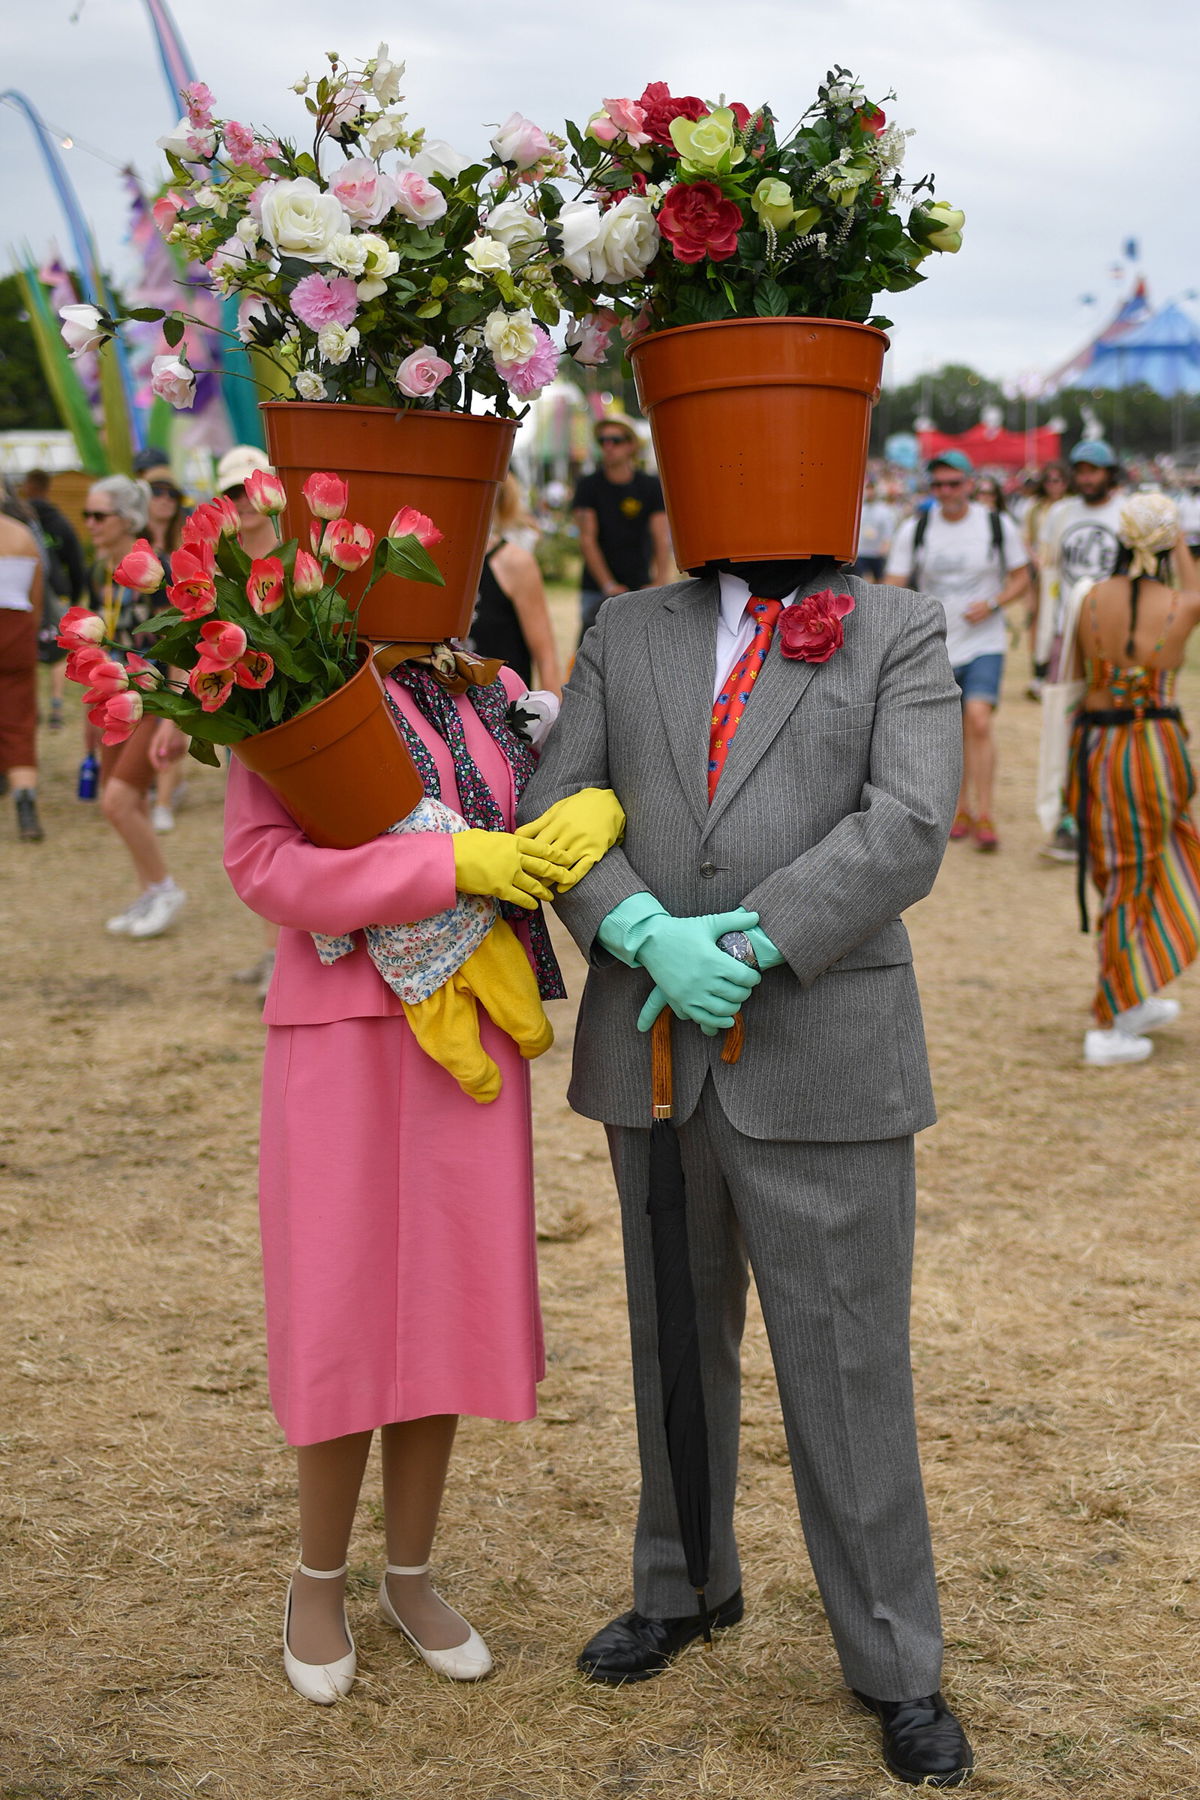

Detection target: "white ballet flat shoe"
[378, 1561, 493, 1681]
[1114, 995, 1180, 1036]
[283, 1561, 356, 1704]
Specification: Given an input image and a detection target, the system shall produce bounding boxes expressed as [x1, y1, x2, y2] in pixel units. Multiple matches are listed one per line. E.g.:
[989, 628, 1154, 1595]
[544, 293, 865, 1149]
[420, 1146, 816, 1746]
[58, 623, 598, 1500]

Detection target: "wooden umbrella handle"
[722, 1014, 745, 1064]
[651, 1010, 674, 1119]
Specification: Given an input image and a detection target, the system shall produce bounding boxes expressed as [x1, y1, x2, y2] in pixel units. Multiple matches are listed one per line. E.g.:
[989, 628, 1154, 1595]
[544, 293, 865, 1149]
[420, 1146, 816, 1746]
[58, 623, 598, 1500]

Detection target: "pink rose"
[392, 168, 448, 224]
[490, 112, 552, 171]
[59, 304, 106, 359]
[56, 605, 106, 651]
[246, 556, 285, 614]
[566, 308, 617, 367]
[244, 469, 287, 515]
[196, 620, 249, 669]
[328, 157, 397, 226]
[603, 97, 651, 146]
[320, 518, 375, 571]
[387, 506, 443, 550]
[233, 648, 275, 689]
[290, 272, 360, 331]
[777, 589, 856, 664]
[302, 472, 349, 520]
[113, 539, 165, 594]
[395, 348, 453, 399]
[150, 353, 196, 409]
[188, 663, 236, 712]
[152, 191, 184, 236]
[292, 550, 324, 596]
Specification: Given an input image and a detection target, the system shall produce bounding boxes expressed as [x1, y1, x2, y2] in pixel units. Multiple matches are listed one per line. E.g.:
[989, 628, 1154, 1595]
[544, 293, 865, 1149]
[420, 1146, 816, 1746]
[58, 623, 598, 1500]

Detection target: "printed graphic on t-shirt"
[620, 496, 644, 519]
[1059, 517, 1122, 586]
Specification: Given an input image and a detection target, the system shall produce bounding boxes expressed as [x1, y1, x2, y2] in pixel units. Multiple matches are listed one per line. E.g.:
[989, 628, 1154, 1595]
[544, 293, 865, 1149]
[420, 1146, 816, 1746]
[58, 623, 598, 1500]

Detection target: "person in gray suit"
[519, 555, 973, 1786]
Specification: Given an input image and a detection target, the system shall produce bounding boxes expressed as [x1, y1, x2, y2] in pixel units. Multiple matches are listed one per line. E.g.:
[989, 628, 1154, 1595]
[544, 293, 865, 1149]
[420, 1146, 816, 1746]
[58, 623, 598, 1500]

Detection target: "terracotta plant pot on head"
[233, 653, 422, 848]
[261, 402, 516, 642]
[629, 317, 888, 569]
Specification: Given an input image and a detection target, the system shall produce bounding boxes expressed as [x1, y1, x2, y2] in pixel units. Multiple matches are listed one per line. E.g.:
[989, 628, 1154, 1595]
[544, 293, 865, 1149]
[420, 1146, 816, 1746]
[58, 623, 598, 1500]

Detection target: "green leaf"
[753, 277, 791, 317]
[384, 538, 446, 586]
[125, 306, 165, 323]
[163, 316, 185, 349]
[532, 290, 560, 328]
[188, 737, 222, 767]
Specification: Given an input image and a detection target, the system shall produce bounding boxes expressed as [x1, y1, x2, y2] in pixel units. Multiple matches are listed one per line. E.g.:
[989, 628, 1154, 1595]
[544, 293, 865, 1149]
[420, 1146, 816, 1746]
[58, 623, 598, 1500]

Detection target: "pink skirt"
[259, 1013, 544, 1446]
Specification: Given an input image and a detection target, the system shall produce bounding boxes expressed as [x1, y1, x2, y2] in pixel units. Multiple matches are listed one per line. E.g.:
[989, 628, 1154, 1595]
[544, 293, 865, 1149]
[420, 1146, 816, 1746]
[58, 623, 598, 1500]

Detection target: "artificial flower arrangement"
[60, 45, 575, 416]
[553, 69, 965, 356]
[57, 466, 443, 763]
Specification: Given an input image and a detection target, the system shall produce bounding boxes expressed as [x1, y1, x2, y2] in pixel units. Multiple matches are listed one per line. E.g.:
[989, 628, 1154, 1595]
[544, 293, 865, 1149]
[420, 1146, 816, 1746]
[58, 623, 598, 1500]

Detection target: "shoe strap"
[297, 1561, 348, 1580]
[384, 1561, 430, 1576]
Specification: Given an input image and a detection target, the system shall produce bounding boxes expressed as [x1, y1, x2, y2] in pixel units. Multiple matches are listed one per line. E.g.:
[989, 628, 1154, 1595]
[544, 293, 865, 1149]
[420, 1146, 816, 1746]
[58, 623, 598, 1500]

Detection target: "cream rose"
[328, 233, 370, 278]
[316, 323, 360, 365]
[464, 235, 512, 275]
[482, 308, 538, 366]
[484, 199, 546, 264]
[356, 234, 401, 300]
[295, 370, 328, 400]
[259, 177, 350, 263]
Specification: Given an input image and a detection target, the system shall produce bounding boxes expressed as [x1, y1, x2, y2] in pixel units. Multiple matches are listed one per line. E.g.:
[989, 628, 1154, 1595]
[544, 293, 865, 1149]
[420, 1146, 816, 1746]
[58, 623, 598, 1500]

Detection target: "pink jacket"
[223, 672, 527, 1027]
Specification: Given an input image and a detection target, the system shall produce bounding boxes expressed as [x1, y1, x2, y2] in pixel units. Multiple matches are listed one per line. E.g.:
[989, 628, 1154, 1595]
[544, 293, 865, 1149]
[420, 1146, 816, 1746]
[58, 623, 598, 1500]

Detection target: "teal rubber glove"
[596, 892, 669, 966]
[745, 925, 785, 970]
[634, 908, 762, 1034]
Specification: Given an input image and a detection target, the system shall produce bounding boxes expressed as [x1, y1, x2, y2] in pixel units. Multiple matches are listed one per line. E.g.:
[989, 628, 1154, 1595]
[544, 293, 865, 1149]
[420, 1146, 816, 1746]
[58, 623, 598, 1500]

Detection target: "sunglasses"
[930, 479, 965, 490]
[223, 484, 247, 501]
[149, 481, 182, 499]
[82, 509, 117, 521]
[597, 434, 631, 446]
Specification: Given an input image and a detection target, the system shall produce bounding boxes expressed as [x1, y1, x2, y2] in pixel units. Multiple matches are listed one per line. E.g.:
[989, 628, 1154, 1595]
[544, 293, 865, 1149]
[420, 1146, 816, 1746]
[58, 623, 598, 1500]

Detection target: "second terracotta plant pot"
[233, 653, 422, 849]
[629, 317, 888, 568]
[261, 402, 516, 642]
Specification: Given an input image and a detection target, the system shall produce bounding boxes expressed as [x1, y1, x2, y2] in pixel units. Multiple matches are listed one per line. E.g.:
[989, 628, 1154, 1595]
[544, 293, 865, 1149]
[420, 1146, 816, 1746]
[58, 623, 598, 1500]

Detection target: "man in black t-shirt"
[572, 414, 671, 637]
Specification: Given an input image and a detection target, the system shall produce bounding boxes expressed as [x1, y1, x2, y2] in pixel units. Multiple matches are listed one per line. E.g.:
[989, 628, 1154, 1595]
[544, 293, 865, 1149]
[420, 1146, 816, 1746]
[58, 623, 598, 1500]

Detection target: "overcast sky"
[2, 0, 1195, 390]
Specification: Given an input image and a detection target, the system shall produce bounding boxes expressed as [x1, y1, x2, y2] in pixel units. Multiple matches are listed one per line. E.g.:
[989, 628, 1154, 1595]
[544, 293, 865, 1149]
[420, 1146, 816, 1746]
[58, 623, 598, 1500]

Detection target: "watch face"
[717, 930, 755, 967]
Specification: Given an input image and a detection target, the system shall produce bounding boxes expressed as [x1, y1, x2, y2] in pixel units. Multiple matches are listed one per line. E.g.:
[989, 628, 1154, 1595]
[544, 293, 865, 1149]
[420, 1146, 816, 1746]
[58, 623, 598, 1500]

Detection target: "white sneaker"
[127, 881, 186, 939]
[1084, 1028, 1153, 1066]
[150, 804, 175, 833]
[105, 891, 155, 935]
[1114, 996, 1180, 1036]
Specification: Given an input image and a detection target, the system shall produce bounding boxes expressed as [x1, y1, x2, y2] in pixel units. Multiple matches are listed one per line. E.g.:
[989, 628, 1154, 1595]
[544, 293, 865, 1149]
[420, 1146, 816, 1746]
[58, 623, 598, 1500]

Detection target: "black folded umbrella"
[647, 1011, 712, 1641]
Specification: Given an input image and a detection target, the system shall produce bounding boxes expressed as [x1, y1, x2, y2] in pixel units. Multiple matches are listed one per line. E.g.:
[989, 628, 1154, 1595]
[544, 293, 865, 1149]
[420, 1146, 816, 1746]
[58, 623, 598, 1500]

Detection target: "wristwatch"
[717, 930, 759, 969]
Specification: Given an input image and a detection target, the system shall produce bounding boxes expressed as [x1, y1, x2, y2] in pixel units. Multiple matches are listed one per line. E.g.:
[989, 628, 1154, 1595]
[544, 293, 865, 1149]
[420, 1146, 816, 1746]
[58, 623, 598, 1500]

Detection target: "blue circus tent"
[1085, 302, 1200, 397]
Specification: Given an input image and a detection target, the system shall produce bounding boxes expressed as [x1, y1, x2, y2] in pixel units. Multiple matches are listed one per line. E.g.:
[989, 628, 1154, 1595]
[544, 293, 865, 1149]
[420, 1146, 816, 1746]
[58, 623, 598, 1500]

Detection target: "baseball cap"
[926, 449, 973, 476]
[1068, 438, 1117, 468]
[133, 445, 171, 474]
[215, 444, 274, 492]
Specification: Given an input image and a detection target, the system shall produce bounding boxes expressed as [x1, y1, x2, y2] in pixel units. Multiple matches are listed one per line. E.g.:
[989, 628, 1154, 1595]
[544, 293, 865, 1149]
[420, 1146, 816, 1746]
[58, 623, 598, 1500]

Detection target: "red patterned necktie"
[707, 598, 783, 802]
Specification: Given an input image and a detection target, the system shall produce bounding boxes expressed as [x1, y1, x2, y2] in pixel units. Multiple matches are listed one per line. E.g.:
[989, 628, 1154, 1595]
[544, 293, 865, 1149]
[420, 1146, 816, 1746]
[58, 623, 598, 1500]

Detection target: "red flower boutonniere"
[778, 589, 855, 664]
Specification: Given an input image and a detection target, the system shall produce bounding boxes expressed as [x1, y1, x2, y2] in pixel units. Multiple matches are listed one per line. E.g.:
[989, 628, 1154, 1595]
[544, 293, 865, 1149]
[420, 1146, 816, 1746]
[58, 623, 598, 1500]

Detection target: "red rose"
[638, 81, 707, 148]
[778, 589, 856, 664]
[858, 104, 887, 137]
[728, 102, 752, 130]
[657, 181, 743, 265]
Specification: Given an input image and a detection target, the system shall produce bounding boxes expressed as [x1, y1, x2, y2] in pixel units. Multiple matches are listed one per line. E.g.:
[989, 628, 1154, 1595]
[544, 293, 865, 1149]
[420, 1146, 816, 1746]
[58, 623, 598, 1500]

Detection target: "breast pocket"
[803, 702, 877, 735]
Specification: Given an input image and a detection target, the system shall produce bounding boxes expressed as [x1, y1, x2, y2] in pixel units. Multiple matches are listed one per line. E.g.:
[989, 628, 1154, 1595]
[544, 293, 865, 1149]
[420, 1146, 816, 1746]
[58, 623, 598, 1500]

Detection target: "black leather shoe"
[853, 1690, 974, 1787]
[577, 1589, 744, 1684]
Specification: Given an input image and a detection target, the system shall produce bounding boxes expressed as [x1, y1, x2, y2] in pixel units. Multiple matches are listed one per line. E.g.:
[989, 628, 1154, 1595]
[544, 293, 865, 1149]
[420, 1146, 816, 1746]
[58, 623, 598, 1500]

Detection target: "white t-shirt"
[1043, 492, 1127, 591]
[857, 499, 897, 559]
[886, 503, 1028, 668]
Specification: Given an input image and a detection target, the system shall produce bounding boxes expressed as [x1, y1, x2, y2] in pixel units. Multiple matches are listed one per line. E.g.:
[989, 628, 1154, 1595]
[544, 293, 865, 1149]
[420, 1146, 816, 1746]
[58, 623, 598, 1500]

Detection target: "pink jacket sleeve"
[223, 758, 457, 936]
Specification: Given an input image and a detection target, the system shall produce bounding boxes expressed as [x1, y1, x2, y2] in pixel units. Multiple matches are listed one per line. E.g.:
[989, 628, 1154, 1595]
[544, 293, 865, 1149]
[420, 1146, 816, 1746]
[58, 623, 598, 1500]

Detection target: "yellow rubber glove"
[451, 829, 569, 910]
[401, 920, 553, 1103]
[520, 787, 626, 892]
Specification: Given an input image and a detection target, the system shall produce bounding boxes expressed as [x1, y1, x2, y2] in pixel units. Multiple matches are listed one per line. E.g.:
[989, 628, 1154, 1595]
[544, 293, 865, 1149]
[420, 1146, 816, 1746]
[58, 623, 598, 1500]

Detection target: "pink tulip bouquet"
[557, 67, 965, 363]
[62, 46, 577, 416]
[58, 468, 443, 765]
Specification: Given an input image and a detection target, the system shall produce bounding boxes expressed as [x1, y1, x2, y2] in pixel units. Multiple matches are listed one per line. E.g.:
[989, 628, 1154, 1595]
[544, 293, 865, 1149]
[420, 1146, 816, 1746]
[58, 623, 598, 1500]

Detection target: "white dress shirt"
[713, 572, 800, 700]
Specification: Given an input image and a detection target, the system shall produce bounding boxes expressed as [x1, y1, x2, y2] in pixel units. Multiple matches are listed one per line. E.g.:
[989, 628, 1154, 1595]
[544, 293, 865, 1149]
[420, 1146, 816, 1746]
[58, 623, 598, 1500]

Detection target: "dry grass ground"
[2, 611, 1198, 1799]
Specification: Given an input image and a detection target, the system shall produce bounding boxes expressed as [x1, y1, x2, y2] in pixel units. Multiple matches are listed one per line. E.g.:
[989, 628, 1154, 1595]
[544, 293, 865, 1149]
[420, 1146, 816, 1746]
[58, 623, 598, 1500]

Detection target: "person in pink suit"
[224, 658, 619, 1704]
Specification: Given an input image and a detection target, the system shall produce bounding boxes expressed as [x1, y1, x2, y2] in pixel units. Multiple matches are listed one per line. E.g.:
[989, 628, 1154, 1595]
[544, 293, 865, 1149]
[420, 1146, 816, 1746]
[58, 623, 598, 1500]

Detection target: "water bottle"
[77, 752, 99, 801]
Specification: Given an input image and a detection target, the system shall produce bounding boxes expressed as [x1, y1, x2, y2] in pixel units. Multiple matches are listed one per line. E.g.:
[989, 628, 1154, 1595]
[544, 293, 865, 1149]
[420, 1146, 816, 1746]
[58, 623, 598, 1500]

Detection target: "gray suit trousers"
[607, 1080, 944, 1700]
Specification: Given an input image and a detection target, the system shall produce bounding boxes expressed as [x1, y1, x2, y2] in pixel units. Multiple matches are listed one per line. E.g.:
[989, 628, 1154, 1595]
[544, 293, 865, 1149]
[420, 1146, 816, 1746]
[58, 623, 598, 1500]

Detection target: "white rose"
[317, 323, 360, 365]
[412, 139, 467, 182]
[559, 201, 605, 281]
[328, 233, 369, 278]
[482, 308, 538, 366]
[370, 42, 405, 106]
[598, 196, 659, 283]
[365, 114, 407, 156]
[194, 184, 229, 218]
[295, 370, 328, 400]
[235, 215, 260, 250]
[484, 199, 546, 264]
[465, 236, 512, 276]
[59, 303, 106, 359]
[356, 233, 401, 300]
[156, 116, 195, 160]
[259, 177, 350, 263]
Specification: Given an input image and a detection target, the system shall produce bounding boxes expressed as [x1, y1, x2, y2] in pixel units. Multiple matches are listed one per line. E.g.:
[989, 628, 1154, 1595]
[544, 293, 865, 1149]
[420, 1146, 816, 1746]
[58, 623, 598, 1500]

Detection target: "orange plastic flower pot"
[261, 402, 516, 642]
[232, 652, 422, 848]
[629, 317, 889, 568]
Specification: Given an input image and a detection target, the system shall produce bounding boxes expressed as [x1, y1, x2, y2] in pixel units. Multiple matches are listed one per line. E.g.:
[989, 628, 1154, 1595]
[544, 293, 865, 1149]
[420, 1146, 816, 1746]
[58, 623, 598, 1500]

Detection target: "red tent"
[917, 421, 1062, 472]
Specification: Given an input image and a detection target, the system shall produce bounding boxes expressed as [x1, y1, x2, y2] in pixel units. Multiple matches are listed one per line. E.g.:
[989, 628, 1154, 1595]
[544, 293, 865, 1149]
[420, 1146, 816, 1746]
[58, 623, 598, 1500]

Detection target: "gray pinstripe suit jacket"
[519, 568, 963, 1141]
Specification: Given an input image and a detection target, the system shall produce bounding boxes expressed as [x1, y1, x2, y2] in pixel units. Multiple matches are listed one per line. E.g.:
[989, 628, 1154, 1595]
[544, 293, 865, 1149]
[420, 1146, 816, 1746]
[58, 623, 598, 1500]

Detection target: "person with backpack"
[886, 451, 1030, 851]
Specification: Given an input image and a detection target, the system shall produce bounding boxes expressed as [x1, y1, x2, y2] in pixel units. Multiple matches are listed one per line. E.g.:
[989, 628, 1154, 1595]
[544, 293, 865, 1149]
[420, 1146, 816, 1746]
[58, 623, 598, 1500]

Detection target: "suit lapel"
[702, 568, 854, 840]
[647, 575, 718, 833]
